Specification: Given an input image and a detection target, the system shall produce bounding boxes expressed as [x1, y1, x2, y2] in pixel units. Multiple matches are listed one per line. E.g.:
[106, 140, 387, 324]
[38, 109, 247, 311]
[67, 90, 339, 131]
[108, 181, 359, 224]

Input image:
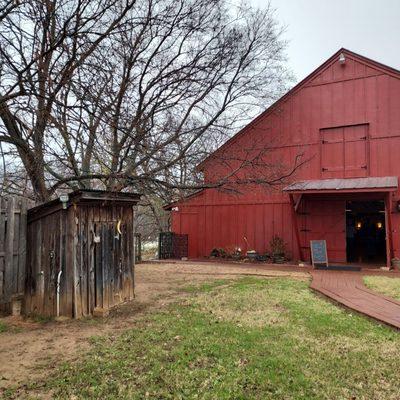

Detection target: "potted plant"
[391, 257, 400, 270]
[243, 236, 258, 261]
[269, 235, 287, 264]
[232, 247, 242, 260]
[246, 249, 258, 261]
[256, 253, 269, 262]
[210, 247, 227, 258]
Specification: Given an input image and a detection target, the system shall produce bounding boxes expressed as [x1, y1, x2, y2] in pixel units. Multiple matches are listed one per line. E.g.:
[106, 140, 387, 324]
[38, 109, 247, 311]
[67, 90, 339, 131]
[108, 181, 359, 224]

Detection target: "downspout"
[385, 192, 394, 269]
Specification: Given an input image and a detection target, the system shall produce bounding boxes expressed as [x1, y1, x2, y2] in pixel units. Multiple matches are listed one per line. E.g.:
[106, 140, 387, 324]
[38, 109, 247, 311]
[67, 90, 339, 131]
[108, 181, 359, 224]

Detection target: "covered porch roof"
[283, 176, 398, 194]
[284, 176, 397, 268]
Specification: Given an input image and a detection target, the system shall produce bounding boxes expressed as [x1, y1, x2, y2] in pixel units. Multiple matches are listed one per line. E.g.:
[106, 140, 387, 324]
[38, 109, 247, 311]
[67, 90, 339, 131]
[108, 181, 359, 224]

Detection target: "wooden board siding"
[0, 197, 32, 313]
[25, 191, 139, 318]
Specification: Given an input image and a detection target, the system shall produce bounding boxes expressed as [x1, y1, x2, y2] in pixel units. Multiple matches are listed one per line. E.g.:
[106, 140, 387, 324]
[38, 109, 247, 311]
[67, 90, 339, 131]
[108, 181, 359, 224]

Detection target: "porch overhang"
[283, 176, 398, 195]
[284, 176, 398, 267]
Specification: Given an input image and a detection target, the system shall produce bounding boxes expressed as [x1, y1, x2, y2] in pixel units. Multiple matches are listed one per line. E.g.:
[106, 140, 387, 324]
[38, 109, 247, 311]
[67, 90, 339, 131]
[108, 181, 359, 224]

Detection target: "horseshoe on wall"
[116, 219, 122, 235]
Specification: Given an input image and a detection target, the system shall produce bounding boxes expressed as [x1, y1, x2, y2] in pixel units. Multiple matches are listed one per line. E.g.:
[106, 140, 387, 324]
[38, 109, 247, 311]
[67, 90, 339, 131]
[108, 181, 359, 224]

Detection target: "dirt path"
[0, 262, 308, 391]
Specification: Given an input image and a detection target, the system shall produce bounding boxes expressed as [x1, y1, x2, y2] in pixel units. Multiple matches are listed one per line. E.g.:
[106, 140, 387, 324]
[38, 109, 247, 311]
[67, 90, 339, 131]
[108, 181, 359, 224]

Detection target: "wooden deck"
[310, 270, 400, 329]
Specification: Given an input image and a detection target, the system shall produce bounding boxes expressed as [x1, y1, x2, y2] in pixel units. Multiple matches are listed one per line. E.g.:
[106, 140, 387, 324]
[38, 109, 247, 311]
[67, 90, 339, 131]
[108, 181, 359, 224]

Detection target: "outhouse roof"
[28, 189, 141, 220]
[283, 176, 398, 193]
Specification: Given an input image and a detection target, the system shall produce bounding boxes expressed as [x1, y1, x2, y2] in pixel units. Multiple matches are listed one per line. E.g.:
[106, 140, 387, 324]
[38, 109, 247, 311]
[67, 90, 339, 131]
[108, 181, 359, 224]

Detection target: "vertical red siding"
[172, 50, 400, 261]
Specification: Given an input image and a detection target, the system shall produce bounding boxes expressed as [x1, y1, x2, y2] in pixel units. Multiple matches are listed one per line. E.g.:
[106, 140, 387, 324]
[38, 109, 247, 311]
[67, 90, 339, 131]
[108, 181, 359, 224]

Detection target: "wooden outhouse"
[24, 190, 141, 318]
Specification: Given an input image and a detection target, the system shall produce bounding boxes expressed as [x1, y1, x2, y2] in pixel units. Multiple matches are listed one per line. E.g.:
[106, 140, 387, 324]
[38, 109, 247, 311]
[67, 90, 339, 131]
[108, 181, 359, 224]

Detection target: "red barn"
[166, 49, 400, 267]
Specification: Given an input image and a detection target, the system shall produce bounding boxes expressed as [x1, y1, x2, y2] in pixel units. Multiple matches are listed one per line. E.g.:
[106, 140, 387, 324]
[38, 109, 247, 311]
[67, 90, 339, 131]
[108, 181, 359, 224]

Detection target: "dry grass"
[195, 280, 290, 327]
[363, 275, 400, 301]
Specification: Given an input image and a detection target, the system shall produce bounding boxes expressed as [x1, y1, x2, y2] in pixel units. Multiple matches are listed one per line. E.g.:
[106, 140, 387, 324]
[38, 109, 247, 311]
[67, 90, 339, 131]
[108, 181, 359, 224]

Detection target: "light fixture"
[339, 53, 346, 64]
[59, 194, 69, 209]
[356, 221, 362, 229]
[376, 222, 383, 229]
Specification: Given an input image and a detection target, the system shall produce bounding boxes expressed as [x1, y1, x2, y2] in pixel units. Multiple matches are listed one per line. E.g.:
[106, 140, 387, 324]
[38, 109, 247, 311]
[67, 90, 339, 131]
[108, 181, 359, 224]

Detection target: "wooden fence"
[135, 233, 142, 263]
[0, 196, 33, 312]
[159, 232, 188, 259]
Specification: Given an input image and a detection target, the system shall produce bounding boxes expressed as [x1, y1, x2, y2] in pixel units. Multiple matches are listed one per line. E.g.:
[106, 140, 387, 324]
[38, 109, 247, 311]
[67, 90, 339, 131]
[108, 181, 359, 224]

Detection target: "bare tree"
[0, 0, 137, 200]
[0, 0, 294, 204]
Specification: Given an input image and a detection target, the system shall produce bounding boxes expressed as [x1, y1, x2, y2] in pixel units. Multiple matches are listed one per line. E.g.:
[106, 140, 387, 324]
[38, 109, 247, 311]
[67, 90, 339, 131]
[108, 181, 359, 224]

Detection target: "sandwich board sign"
[310, 240, 328, 268]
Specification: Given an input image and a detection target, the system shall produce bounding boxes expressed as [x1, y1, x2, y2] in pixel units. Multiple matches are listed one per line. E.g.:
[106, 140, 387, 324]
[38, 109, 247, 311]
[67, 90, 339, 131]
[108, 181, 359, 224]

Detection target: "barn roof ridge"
[197, 48, 400, 171]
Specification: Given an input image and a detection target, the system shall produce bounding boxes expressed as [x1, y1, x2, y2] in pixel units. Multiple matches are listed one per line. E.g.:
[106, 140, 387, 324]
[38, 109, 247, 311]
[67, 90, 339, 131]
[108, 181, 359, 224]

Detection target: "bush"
[210, 248, 228, 258]
[269, 235, 287, 257]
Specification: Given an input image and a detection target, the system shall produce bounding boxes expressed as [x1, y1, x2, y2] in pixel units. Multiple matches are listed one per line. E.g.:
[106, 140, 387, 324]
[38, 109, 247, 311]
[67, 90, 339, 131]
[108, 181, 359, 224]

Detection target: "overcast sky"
[250, 0, 400, 82]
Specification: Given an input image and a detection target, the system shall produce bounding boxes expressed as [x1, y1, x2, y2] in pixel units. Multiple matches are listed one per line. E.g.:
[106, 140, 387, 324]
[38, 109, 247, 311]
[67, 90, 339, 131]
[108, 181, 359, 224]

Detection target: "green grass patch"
[180, 279, 230, 293]
[0, 320, 8, 333]
[18, 277, 400, 399]
[363, 275, 400, 301]
[30, 314, 54, 324]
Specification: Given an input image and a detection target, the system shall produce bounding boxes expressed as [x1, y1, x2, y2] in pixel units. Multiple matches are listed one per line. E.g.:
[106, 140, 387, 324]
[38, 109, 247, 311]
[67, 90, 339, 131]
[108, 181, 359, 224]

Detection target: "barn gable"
[306, 54, 382, 87]
[198, 48, 400, 173]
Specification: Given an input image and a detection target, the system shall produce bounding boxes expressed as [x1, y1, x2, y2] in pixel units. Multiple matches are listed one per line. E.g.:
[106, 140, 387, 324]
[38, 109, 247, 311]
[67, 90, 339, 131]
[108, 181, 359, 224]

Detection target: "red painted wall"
[170, 49, 400, 262]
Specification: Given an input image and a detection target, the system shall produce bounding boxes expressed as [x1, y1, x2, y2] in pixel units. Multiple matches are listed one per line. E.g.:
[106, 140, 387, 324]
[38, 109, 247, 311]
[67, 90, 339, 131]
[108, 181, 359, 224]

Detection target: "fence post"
[0, 196, 33, 311]
[18, 199, 27, 294]
[134, 233, 141, 263]
[0, 197, 3, 301]
[4, 197, 15, 300]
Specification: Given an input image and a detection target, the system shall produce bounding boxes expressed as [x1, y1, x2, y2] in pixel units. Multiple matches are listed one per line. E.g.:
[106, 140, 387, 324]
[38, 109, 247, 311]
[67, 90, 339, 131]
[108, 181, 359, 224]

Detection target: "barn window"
[320, 124, 369, 178]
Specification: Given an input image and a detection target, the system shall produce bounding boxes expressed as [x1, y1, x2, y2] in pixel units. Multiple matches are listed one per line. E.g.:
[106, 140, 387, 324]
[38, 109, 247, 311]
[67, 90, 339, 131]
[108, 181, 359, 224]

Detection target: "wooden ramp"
[310, 270, 400, 329]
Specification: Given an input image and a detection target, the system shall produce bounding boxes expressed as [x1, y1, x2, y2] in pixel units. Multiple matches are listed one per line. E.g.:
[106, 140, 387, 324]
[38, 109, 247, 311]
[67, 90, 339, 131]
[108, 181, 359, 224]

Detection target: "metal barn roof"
[283, 176, 398, 193]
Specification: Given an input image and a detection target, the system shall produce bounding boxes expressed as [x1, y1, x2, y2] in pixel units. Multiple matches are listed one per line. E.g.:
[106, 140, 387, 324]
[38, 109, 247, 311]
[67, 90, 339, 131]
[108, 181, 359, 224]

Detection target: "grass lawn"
[363, 275, 400, 301]
[9, 277, 400, 399]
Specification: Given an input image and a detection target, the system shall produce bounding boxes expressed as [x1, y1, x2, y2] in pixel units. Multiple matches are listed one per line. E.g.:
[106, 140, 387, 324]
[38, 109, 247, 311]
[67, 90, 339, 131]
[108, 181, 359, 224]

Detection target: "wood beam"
[289, 194, 304, 261]
[385, 192, 394, 269]
[294, 194, 303, 213]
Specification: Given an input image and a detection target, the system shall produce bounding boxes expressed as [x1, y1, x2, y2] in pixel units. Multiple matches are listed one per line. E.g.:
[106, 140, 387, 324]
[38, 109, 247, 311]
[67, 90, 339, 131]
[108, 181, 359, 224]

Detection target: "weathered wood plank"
[95, 222, 103, 309]
[88, 208, 95, 314]
[65, 207, 75, 318]
[73, 205, 82, 318]
[59, 210, 68, 316]
[0, 197, 4, 301]
[36, 220, 43, 314]
[4, 197, 15, 301]
[132, 205, 136, 300]
[101, 224, 107, 309]
[80, 207, 89, 317]
[17, 199, 27, 294]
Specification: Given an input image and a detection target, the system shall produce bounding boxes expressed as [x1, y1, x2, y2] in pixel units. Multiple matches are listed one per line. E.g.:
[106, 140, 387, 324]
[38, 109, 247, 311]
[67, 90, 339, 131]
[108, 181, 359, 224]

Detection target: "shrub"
[210, 247, 228, 258]
[269, 235, 287, 256]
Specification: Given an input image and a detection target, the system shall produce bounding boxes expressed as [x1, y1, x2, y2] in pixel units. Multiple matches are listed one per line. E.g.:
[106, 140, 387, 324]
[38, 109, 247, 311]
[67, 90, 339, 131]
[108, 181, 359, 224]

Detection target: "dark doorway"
[346, 201, 386, 263]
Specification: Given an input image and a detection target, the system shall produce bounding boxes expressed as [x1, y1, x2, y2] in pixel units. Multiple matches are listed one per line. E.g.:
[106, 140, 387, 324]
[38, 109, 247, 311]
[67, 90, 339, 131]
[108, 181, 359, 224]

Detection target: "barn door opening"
[346, 201, 386, 264]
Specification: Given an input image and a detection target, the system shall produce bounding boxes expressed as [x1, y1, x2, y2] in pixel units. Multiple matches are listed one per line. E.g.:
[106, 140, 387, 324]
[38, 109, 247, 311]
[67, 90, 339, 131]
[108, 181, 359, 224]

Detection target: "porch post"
[385, 192, 394, 269]
[289, 194, 304, 261]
